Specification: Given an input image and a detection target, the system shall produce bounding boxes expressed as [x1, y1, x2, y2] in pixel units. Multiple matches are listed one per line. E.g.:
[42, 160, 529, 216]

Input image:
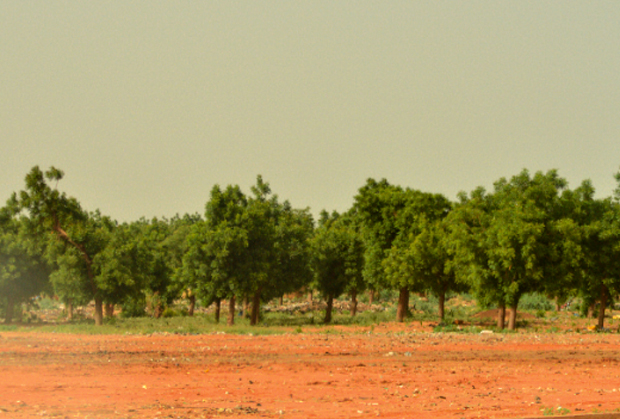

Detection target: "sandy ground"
[1, 326, 620, 419]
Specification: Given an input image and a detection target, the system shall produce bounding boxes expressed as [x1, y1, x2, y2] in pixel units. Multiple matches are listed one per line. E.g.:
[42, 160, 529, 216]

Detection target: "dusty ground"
[2, 325, 620, 419]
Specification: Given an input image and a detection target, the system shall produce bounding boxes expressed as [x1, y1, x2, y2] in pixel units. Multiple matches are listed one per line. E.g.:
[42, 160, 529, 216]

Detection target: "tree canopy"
[4, 165, 620, 330]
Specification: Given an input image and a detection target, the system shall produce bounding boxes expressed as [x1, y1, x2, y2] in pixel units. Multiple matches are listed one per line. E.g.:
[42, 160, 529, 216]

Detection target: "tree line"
[2, 166, 620, 330]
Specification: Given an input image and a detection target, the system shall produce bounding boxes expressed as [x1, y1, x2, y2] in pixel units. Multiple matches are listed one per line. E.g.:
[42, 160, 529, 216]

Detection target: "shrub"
[520, 293, 554, 311]
[120, 295, 146, 318]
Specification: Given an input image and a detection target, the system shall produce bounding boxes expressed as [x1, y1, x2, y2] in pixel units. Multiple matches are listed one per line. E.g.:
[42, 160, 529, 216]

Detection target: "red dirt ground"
[1, 326, 620, 419]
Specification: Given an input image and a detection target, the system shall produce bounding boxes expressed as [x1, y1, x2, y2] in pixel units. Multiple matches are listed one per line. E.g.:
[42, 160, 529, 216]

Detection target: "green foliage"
[0, 205, 51, 323]
[178, 177, 314, 325]
[0, 314, 287, 336]
[542, 406, 571, 416]
[16, 166, 112, 324]
[519, 293, 554, 311]
[353, 179, 408, 290]
[310, 210, 365, 322]
[447, 170, 573, 329]
[354, 178, 460, 321]
[120, 294, 147, 318]
[6, 165, 620, 333]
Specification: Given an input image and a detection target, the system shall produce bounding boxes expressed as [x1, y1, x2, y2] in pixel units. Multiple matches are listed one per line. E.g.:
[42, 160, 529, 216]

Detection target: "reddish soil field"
[2, 326, 620, 419]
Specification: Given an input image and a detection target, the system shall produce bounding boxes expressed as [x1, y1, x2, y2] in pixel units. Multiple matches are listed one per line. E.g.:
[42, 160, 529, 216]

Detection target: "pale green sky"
[2, 2, 619, 221]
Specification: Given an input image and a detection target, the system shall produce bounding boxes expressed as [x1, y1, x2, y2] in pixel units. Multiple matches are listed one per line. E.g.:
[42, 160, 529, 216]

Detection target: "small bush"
[161, 308, 177, 318]
[120, 296, 147, 318]
[520, 293, 554, 311]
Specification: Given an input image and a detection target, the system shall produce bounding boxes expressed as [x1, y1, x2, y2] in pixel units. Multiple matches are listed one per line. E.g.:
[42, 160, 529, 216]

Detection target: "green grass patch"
[433, 323, 482, 333]
[0, 315, 289, 336]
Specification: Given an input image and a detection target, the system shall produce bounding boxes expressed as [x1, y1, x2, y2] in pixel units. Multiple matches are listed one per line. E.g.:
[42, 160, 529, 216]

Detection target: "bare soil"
[2, 326, 620, 419]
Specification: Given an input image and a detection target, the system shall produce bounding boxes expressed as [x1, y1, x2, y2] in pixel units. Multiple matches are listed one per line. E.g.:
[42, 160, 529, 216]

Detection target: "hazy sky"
[2, 2, 619, 221]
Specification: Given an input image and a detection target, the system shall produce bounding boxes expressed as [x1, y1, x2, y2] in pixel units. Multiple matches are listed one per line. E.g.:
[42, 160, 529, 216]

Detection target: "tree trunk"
[497, 303, 506, 330]
[5, 297, 14, 324]
[151, 292, 164, 319]
[153, 303, 164, 319]
[324, 294, 334, 324]
[214, 298, 221, 323]
[94, 296, 103, 326]
[308, 290, 313, 303]
[508, 303, 518, 330]
[279, 295, 284, 306]
[587, 302, 595, 319]
[396, 288, 409, 322]
[438, 290, 446, 320]
[250, 290, 261, 326]
[350, 290, 358, 317]
[104, 303, 114, 318]
[598, 285, 608, 330]
[368, 289, 375, 305]
[66, 300, 74, 321]
[188, 294, 196, 317]
[227, 296, 235, 326]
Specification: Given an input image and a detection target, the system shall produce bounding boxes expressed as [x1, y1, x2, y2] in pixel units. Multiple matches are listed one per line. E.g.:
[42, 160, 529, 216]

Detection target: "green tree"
[383, 191, 453, 320]
[354, 179, 452, 322]
[134, 218, 182, 318]
[16, 166, 115, 325]
[183, 177, 314, 326]
[180, 220, 248, 324]
[566, 179, 620, 329]
[94, 220, 151, 318]
[310, 210, 365, 323]
[353, 179, 411, 321]
[237, 176, 314, 325]
[165, 214, 202, 315]
[45, 212, 114, 320]
[202, 183, 250, 325]
[385, 216, 466, 320]
[0, 205, 50, 323]
[448, 170, 569, 330]
[268, 204, 314, 310]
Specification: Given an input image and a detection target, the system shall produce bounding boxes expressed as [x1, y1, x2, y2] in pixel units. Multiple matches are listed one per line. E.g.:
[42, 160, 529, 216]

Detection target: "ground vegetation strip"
[1, 330, 620, 419]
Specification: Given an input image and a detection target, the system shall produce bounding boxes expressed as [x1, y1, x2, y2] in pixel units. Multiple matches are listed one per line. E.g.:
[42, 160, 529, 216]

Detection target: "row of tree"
[2, 166, 620, 330]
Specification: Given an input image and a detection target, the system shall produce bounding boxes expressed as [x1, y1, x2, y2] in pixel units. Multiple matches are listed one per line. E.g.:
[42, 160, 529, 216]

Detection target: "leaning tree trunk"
[508, 303, 518, 330]
[350, 290, 358, 317]
[52, 222, 103, 325]
[368, 289, 375, 305]
[104, 303, 114, 318]
[250, 290, 261, 326]
[4, 297, 15, 324]
[396, 288, 409, 322]
[598, 284, 608, 330]
[227, 296, 235, 326]
[497, 303, 506, 330]
[188, 294, 196, 317]
[94, 296, 104, 325]
[214, 298, 221, 323]
[324, 294, 334, 324]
